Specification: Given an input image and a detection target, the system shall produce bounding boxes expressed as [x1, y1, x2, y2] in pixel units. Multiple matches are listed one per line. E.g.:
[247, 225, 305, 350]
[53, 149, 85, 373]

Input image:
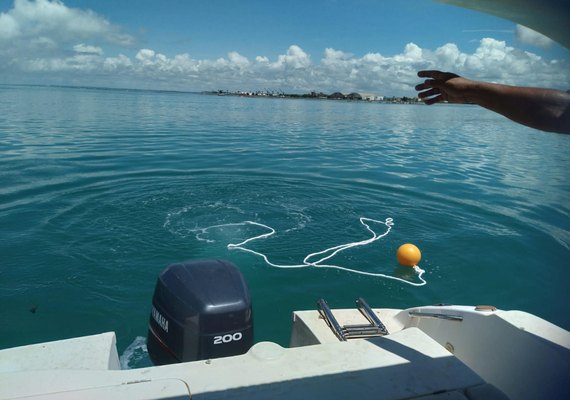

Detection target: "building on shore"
[327, 92, 383, 101]
[358, 92, 383, 101]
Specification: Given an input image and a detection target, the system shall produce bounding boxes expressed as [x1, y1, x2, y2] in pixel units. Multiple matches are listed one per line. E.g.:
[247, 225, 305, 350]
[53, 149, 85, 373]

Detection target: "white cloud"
[434, 43, 466, 71]
[395, 43, 423, 62]
[7, 39, 569, 95]
[24, 53, 102, 72]
[274, 45, 312, 69]
[456, 39, 560, 84]
[0, 0, 134, 50]
[0, 2, 568, 95]
[515, 25, 554, 48]
[322, 48, 351, 65]
[30, 36, 57, 50]
[136, 49, 156, 62]
[0, 10, 19, 39]
[73, 43, 103, 55]
[103, 54, 132, 71]
[228, 51, 250, 69]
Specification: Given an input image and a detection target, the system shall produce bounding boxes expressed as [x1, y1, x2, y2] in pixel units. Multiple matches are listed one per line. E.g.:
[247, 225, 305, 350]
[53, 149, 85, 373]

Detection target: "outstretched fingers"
[417, 70, 443, 79]
[422, 94, 444, 105]
[417, 87, 440, 99]
[415, 80, 441, 91]
[417, 70, 457, 80]
[416, 79, 445, 105]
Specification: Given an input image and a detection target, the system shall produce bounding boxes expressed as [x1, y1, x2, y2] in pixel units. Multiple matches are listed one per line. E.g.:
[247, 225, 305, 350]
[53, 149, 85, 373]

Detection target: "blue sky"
[1, 0, 569, 95]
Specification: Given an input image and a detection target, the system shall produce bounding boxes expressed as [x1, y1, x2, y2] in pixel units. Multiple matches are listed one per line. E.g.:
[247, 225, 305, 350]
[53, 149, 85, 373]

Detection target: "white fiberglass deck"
[1, 305, 569, 400]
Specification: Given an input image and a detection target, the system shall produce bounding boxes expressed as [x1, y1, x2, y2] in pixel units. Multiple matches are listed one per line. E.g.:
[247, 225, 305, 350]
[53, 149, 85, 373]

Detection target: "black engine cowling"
[147, 259, 253, 365]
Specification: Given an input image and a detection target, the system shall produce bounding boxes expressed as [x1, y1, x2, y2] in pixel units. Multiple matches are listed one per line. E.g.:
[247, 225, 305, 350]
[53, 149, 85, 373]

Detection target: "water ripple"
[1, 86, 569, 354]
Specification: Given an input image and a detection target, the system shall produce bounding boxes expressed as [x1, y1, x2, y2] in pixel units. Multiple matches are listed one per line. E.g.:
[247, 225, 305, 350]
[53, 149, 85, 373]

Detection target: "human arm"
[415, 70, 570, 134]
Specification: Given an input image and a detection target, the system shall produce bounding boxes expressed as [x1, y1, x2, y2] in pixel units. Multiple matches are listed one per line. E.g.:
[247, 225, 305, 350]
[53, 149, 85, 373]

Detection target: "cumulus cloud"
[515, 24, 555, 48]
[73, 43, 103, 55]
[275, 45, 311, 69]
[135, 49, 156, 63]
[0, 1, 568, 95]
[0, 0, 134, 53]
[136, 39, 565, 93]
[228, 51, 250, 69]
[103, 54, 132, 71]
[7, 39, 570, 95]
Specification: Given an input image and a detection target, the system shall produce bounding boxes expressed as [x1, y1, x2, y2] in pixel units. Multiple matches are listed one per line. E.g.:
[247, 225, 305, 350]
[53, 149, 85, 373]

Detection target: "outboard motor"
[147, 259, 253, 365]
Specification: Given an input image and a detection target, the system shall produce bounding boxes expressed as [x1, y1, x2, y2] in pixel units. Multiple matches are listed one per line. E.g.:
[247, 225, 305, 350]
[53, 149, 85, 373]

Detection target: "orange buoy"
[396, 243, 422, 267]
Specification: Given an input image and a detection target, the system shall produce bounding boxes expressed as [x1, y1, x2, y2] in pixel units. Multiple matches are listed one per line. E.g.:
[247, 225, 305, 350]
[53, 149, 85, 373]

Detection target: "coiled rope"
[195, 217, 426, 286]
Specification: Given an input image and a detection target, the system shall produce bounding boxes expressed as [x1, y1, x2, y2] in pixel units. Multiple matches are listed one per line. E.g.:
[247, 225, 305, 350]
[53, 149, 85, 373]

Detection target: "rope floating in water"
[196, 217, 426, 286]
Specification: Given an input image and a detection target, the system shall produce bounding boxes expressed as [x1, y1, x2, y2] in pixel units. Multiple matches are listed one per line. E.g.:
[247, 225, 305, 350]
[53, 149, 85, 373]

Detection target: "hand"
[415, 70, 472, 105]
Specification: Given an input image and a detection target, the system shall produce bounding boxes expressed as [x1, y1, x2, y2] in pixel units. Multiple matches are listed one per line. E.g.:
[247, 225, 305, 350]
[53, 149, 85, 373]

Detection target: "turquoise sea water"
[1, 85, 569, 367]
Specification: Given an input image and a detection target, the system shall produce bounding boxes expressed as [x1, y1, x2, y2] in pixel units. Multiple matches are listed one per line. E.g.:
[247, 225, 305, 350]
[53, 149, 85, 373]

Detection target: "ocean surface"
[1, 84, 569, 368]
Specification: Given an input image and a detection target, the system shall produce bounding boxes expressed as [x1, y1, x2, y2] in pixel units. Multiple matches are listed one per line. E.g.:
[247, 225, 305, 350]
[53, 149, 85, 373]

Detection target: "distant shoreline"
[204, 89, 423, 104]
[1, 83, 425, 104]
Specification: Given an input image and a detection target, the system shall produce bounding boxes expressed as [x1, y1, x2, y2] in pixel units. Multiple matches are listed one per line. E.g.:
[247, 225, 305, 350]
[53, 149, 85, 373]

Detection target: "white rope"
[196, 217, 426, 286]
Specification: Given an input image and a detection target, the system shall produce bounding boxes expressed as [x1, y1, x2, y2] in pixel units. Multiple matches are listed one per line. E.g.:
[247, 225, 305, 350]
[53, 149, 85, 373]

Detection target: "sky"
[1, 0, 569, 96]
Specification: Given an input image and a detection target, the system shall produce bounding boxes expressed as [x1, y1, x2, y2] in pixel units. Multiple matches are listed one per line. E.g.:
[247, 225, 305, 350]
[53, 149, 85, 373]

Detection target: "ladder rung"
[317, 297, 389, 341]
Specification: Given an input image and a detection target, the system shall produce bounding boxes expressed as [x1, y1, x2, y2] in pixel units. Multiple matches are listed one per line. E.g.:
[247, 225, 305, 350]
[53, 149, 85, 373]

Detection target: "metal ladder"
[317, 297, 389, 341]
